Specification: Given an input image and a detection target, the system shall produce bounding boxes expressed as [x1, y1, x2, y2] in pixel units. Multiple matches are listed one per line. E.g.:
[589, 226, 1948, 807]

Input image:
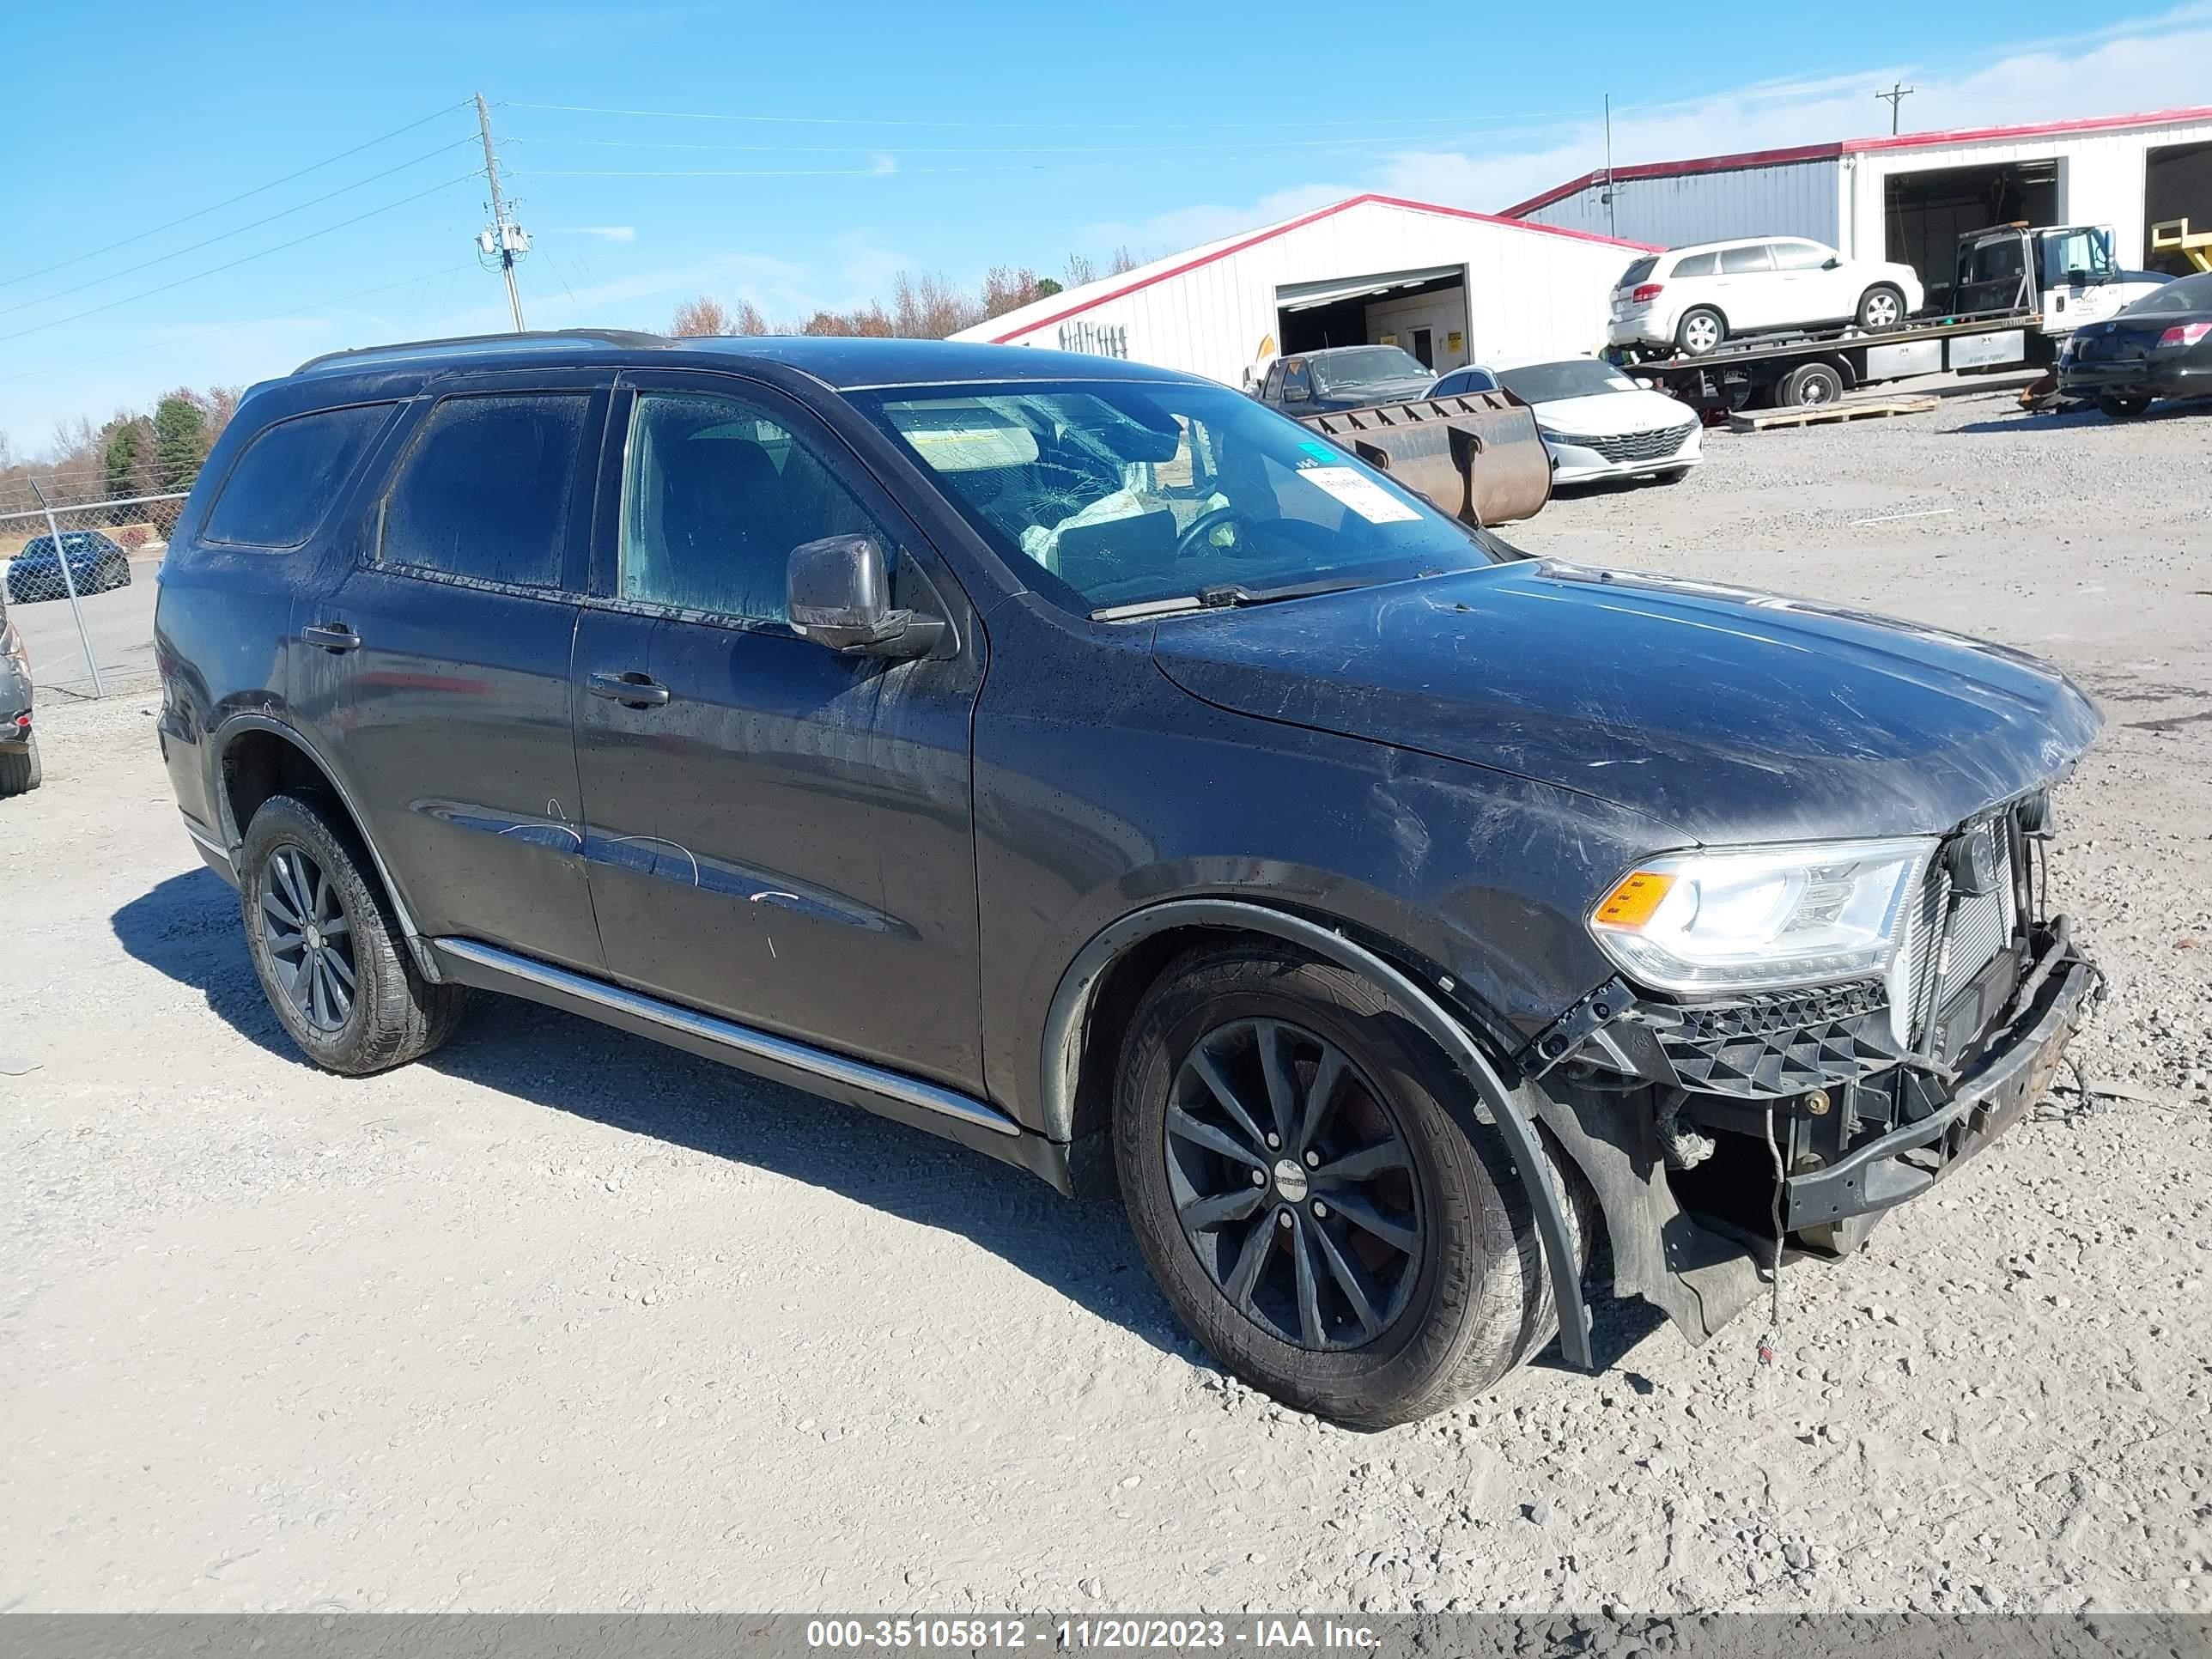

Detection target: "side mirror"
[1822, 257, 1842, 270]
[1281, 385, 1310, 404]
[787, 534, 943, 659]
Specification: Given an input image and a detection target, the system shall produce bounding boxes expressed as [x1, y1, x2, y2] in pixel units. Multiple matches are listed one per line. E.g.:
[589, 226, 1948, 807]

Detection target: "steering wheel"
[1174, 505, 1251, 560]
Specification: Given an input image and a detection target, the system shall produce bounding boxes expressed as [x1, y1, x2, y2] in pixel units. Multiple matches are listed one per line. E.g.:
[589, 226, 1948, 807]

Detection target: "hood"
[1311, 376, 1437, 410]
[1150, 561, 2101, 846]
[1531, 389, 1694, 437]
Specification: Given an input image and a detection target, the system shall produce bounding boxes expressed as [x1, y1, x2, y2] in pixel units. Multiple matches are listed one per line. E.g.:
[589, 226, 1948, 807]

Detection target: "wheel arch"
[212, 714, 441, 980]
[1039, 896, 1593, 1370]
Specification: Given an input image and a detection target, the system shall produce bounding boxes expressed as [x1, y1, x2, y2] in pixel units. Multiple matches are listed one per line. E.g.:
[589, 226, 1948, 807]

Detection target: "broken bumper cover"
[1783, 945, 2097, 1232]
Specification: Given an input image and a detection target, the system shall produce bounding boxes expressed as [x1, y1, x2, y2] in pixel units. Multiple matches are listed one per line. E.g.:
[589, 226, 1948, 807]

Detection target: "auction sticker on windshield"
[1299, 465, 1423, 524]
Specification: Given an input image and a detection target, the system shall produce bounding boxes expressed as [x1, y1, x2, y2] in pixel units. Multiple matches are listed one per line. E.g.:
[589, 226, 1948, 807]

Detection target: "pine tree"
[153, 393, 208, 492]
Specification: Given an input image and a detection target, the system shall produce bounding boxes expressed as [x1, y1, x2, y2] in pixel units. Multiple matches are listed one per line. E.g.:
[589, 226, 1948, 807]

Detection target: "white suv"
[1608, 238, 1925, 357]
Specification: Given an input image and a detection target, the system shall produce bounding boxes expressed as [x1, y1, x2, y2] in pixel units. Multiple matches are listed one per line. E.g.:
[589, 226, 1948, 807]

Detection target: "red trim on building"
[1501, 104, 2212, 219]
[986, 192, 1657, 345]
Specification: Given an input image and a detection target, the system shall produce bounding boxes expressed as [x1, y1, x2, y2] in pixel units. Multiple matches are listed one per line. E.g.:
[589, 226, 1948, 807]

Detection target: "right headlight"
[1588, 837, 1937, 1006]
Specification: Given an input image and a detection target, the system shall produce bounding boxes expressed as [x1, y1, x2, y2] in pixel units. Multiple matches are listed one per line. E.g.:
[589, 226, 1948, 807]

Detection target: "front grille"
[1901, 817, 2018, 1047]
[1561, 422, 1696, 464]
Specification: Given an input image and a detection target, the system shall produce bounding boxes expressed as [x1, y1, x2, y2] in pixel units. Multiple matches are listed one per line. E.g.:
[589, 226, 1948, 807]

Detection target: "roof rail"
[293, 327, 671, 374]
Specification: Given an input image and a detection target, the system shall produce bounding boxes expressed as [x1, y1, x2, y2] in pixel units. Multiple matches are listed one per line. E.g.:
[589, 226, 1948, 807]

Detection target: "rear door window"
[202, 403, 394, 548]
[379, 392, 592, 588]
[1720, 245, 1775, 275]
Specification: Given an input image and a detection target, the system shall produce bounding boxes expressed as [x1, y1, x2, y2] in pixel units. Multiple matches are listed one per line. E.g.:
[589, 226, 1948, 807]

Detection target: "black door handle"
[302, 623, 360, 653]
[589, 671, 672, 708]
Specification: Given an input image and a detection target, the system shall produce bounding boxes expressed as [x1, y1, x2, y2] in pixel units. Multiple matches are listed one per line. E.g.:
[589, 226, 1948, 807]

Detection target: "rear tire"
[240, 791, 465, 1075]
[0, 735, 40, 797]
[1779, 362, 1845, 408]
[2097, 394, 2151, 418]
[1112, 941, 1548, 1428]
[1675, 307, 1726, 356]
[1856, 284, 1906, 331]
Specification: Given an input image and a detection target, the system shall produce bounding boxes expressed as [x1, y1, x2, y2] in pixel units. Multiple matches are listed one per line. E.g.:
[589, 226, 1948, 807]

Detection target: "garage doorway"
[2145, 140, 2212, 271]
[1274, 267, 1469, 370]
[1884, 161, 2058, 311]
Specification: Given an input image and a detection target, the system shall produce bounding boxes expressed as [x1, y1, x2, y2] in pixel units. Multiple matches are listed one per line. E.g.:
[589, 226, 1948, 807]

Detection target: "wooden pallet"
[1730, 396, 1941, 432]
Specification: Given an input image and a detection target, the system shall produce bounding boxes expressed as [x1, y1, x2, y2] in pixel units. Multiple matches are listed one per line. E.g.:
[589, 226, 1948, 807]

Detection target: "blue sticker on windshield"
[1297, 440, 1336, 460]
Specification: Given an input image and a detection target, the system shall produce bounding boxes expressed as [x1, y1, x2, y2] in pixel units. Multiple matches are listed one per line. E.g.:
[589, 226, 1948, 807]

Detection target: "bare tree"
[670, 295, 735, 337]
[890, 271, 983, 339]
[1063, 252, 1098, 289]
[1108, 246, 1140, 276]
[981, 265, 1048, 319]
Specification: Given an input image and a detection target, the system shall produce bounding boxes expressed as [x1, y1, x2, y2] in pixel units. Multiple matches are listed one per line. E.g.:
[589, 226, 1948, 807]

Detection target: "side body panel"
[968, 592, 1676, 1136]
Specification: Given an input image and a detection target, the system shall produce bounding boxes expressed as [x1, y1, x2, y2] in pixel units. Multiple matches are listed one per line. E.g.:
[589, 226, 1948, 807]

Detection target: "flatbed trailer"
[1611, 308, 2048, 415]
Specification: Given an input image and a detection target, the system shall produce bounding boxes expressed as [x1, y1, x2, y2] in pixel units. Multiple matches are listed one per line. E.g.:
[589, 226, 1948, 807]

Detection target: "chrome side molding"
[429, 936, 1022, 1139]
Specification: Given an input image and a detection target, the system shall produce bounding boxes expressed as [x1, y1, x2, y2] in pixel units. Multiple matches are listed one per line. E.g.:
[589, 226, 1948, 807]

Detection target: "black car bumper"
[1783, 933, 2096, 1231]
[2059, 361, 2212, 401]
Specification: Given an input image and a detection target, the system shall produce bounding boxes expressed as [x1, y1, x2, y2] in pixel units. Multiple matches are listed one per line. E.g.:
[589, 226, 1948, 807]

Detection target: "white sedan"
[1430, 359, 1700, 487]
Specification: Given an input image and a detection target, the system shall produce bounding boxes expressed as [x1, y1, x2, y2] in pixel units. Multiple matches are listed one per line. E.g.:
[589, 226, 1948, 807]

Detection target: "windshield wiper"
[1091, 575, 1378, 623]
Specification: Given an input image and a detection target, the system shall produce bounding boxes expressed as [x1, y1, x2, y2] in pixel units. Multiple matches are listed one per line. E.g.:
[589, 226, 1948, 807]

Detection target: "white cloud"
[559, 225, 636, 243]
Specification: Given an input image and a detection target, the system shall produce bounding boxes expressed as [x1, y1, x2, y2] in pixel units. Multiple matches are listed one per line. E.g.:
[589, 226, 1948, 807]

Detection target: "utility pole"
[474, 93, 528, 331]
[1875, 82, 1916, 136]
[1601, 94, 1617, 241]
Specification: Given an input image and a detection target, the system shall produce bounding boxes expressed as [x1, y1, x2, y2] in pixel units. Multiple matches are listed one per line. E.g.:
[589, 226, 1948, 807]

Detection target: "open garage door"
[1275, 266, 1469, 372]
[2146, 140, 2212, 272]
[1885, 161, 2057, 312]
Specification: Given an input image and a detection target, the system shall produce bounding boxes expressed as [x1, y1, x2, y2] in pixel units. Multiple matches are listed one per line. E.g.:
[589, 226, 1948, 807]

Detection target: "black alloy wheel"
[258, 842, 359, 1033]
[1165, 1017, 1422, 1351]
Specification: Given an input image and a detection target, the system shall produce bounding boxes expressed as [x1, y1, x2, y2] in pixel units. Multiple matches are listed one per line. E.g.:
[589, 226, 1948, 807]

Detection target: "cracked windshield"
[857, 381, 1495, 616]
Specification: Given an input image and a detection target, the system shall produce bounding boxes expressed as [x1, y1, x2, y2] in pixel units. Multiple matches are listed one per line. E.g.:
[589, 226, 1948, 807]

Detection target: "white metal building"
[951, 194, 1652, 386]
[1503, 106, 2212, 309]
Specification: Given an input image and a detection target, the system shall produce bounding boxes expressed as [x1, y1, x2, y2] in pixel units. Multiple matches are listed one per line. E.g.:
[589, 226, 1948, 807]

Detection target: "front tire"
[1675, 307, 1726, 356]
[1113, 943, 1546, 1428]
[1856, 284, 1906, 331]
[0, 735, 40, 797]
[240, 791, 465, 1074]
[2098, 393, 2152, 418]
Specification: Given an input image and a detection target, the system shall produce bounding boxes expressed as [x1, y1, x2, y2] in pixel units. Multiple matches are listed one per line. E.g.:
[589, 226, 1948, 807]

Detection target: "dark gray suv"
[155, 331, 2102, 1426]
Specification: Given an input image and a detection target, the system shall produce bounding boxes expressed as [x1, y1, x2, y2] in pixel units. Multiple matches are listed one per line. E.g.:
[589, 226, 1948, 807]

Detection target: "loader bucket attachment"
[1295, 392, 1553, 527]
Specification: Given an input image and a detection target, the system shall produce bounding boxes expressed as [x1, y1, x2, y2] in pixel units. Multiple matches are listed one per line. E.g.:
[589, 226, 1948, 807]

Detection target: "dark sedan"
[4, 529, 132, 604]
[2060, 270, 2212, 416]
[1255, 344, 1437, 413]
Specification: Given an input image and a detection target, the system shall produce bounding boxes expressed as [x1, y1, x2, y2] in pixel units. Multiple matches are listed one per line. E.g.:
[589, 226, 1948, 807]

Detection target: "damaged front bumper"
[1519, 910, 2100, 1365]
[1783, 934, 2096, 1233]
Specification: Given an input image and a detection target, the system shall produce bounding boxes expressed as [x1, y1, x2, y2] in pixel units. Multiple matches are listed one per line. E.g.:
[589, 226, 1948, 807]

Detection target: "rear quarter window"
[1668, 251, 1719, 277]
[201, 403, 395, 549]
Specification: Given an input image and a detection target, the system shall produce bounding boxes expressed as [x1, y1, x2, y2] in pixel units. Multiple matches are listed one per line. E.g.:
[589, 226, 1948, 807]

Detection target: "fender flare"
[1040, 896, 1593, 1370]
[209, 711, 442, 981]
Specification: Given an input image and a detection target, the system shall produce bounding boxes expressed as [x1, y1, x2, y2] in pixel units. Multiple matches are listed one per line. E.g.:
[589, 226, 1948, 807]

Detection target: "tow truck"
[1611, 222, 2168, 413]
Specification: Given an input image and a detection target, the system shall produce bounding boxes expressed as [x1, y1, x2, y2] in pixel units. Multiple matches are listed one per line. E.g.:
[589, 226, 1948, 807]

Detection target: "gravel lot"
[3, 380, 2209, 1616]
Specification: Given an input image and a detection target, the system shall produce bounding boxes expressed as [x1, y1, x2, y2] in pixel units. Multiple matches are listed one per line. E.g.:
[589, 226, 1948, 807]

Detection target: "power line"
[512, 163, 1052, 179]
[506, 98, 1596, 132]
[0, 264, 474, 387]
[508, 129, 1547, 158]
[0, 137, 479, 323]
[0, 100, 475, 293]
[0, 175, 478, 348]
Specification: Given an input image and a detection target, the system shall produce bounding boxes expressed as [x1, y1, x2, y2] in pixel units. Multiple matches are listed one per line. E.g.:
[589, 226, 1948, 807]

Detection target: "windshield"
[2123, 270, 2212, 316]
[853, 380, 1499, 616]
[1497, 360, 1641, 403]
[1307, 347, 1431, 392]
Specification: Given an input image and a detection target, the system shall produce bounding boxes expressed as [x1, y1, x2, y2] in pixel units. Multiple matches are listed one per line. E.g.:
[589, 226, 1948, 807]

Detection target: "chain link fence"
[0, 487, 189, 698]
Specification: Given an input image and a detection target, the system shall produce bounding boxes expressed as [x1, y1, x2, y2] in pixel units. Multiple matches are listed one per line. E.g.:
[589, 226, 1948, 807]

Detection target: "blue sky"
[4, 0, 2208, 458]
